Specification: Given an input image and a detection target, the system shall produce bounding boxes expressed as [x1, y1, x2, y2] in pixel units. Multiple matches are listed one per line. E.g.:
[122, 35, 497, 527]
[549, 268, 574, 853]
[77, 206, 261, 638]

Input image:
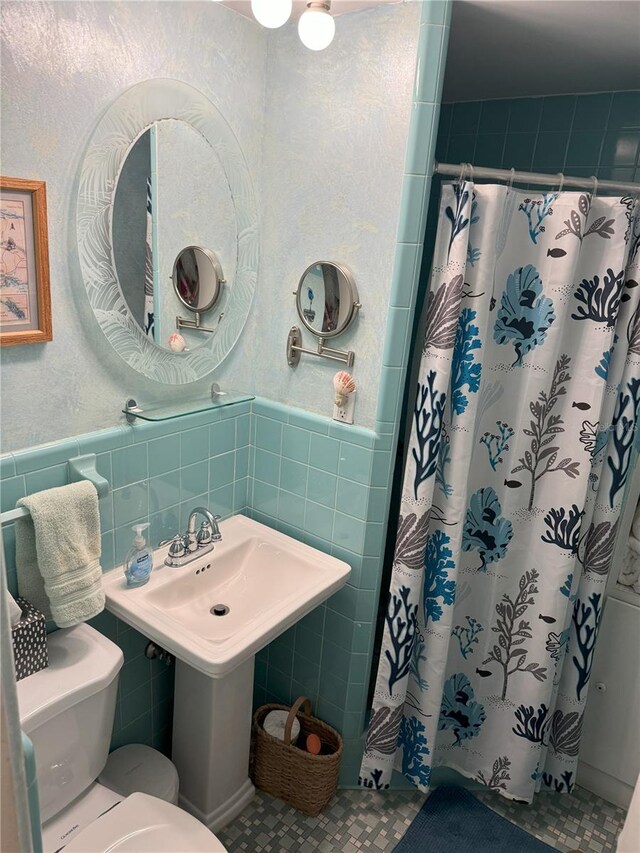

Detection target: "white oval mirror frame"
[77, 78, 258, 384]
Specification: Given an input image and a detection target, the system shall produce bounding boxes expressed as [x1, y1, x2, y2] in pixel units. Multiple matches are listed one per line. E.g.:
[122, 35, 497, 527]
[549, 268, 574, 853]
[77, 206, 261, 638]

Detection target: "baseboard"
[179, 779, 255, 833]
[577, 761, 632, 810]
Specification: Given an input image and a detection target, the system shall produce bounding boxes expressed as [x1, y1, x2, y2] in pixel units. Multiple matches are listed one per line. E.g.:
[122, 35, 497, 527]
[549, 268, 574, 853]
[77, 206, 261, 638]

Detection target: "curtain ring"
[557, 172, 565, 193]
[508, 167, 516, 190]
[467, 162, 475, 184]
[590, 175, 599, 201]
[458, 162, 468, 186]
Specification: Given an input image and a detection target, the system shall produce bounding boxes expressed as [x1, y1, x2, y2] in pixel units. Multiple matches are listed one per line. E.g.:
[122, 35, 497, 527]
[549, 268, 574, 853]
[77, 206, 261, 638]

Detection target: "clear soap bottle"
[123, 523, 154, 587]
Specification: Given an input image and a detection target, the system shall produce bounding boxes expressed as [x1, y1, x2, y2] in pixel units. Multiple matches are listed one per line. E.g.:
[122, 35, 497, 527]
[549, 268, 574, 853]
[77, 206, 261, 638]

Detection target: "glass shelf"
[123, 391, 254, 422]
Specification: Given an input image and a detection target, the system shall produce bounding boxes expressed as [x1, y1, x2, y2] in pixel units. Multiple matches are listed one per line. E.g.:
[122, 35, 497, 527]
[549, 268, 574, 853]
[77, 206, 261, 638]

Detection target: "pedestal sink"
[103, 514, 350, 831]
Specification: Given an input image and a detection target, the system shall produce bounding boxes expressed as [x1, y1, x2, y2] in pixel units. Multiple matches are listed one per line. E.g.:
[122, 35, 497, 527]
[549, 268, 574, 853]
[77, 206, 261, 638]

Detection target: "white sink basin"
[103, 514, 350, 678]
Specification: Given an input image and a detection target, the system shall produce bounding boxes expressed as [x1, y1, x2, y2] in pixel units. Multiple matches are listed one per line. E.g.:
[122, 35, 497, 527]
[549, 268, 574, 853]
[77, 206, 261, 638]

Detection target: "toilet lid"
[63, 792, 227, 852]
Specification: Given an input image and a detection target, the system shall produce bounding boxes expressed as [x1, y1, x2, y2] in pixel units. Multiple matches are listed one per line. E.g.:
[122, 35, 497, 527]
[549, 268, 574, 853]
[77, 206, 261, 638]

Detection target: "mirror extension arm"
[286, 326, 354, 368]
[176, 311, 224, 334]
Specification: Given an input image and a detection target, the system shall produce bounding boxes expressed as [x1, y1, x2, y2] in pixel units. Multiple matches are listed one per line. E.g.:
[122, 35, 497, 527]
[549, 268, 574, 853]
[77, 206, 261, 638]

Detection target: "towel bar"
[0, 454, 109, 525]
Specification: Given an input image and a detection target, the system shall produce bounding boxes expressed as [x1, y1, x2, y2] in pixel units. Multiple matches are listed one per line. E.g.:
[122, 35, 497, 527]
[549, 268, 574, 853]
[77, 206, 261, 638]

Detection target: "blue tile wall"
[1, 401, 252, 759]
[438, 90, 640, 183]
[247, 401, 379, 734]
[0, 398, 385, 778]
[0, 395, 420, 785]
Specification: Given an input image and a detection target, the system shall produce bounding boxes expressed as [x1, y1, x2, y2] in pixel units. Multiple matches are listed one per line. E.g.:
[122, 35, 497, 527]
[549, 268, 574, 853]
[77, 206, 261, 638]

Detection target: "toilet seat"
[62, 792, 227, 852]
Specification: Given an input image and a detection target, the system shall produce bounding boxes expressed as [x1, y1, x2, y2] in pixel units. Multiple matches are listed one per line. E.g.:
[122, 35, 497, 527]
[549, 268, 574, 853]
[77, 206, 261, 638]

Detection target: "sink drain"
[210, 604, 230, 617]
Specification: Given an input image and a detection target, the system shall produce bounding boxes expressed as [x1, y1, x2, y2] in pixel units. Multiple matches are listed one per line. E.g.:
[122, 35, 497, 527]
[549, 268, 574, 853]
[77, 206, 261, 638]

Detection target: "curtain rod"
[434, 162, 640, 195]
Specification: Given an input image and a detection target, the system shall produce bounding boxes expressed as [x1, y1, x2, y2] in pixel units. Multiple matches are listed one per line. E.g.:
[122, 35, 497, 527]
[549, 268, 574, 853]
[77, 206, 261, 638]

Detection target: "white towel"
[619, 499, 640, 594]
[7, 592, 22, 626]
[15, 481, 105, 628]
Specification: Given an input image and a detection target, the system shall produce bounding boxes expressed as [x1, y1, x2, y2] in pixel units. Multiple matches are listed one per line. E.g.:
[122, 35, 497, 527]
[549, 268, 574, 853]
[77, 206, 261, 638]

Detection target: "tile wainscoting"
[1, 396, 395, 781]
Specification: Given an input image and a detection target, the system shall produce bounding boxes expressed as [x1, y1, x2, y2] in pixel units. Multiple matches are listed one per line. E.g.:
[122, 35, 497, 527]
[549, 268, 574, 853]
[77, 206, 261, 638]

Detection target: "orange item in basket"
[306, 733, 322, 755]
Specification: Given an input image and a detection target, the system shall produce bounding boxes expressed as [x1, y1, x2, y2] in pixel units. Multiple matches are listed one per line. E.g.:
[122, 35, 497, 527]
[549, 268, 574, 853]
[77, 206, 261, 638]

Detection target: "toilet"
[16, 622, 228, 852]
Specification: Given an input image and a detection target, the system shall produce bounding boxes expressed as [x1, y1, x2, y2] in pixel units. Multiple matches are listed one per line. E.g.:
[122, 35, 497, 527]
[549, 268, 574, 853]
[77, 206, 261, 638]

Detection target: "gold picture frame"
[0, 177, 52, 346]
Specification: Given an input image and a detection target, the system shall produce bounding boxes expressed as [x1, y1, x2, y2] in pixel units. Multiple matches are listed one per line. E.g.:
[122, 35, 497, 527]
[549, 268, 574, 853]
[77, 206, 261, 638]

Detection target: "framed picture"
[0, 177, 52, 346]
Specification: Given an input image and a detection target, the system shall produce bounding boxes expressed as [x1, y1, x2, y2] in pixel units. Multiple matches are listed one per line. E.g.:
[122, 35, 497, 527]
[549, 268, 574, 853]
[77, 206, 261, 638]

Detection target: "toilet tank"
[17, 623, 123, 824]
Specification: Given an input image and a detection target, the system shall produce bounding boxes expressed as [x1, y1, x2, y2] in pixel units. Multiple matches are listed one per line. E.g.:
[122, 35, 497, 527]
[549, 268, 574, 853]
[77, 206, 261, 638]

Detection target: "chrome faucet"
[163, 506, 222, 567]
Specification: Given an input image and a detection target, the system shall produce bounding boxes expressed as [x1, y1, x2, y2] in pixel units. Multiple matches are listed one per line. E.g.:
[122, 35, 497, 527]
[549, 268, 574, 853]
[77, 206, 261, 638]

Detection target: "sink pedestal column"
[171, 657, 256, 832]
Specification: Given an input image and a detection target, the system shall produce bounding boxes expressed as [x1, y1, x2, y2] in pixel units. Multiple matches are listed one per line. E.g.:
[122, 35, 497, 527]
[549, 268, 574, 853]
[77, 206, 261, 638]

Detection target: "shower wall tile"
[573, 93, 612, 131]
[532, 131, 570, 171]
[478, 99, 510, 134]
[450, 99, 481, 135]
[441, 90, 640, 183]
[501, 132, 536, 170]
[507, 97, 542, 133]
[610, 91, 640, 129]
[565, 131, 604, 169]
[540, 95, 577, 131]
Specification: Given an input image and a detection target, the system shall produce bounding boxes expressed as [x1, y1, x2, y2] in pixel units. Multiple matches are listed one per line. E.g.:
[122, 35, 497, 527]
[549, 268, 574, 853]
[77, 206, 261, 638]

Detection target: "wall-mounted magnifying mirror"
[173, 246, 224, 333]
[295, 262, 360, 337]
[287, 261, 360, 368]
[173, 246, 223, 313]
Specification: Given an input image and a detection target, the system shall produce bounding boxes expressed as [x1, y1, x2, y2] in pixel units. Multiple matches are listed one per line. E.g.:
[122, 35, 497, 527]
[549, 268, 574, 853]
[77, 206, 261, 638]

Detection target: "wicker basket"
[251, 696, 343, 816]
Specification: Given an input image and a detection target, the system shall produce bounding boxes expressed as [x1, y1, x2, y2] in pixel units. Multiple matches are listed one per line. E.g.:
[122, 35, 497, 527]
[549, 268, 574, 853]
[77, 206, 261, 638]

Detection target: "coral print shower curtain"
[144, 176, 155, 340]
[361, 181, 640, 801]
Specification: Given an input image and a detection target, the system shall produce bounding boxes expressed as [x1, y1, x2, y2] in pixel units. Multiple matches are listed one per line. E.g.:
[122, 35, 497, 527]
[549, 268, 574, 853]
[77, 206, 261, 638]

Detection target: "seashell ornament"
[168, 332, 188, 352]
[333, 371, 356, 407]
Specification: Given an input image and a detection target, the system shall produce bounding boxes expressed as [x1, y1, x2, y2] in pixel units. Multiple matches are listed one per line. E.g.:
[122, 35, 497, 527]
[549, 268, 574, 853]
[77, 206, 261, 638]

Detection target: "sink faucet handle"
[167, 534, 186, 559]
[197, 520, 213, 546]
[183, 532, 198, 554]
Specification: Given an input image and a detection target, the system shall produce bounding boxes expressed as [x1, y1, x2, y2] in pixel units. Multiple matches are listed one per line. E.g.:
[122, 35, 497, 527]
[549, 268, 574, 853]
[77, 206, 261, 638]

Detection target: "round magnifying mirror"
[173, 246, 224, 313]
[296, 262, 359, 337]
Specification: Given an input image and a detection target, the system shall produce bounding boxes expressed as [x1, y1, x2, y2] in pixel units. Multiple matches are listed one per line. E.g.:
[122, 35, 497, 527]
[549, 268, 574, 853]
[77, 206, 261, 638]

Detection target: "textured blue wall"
[0, 0, 267, 451]
[0, 1, 420, 449]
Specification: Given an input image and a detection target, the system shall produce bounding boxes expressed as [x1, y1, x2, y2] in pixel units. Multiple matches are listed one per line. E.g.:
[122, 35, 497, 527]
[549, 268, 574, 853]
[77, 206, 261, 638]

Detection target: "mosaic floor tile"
[218, 785, 627, 852]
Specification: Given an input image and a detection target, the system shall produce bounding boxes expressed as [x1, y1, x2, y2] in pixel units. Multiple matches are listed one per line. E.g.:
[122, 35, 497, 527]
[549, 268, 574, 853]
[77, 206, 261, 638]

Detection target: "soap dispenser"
[123, 523, 154, 587]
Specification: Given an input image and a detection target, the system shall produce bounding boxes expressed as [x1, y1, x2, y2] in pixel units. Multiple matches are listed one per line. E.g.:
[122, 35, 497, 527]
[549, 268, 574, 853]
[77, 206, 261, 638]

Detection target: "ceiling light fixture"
[251, 0, 292, 29]
[298, 1, 335, 51]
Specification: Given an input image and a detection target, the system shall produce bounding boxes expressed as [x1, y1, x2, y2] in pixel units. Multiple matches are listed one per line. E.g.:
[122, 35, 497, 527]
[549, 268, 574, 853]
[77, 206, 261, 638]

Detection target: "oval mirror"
[77, 78, 258, 384]
[295, 262, 359, 338]
[173, 246, 223, 313]
[112, 118, 234, 352]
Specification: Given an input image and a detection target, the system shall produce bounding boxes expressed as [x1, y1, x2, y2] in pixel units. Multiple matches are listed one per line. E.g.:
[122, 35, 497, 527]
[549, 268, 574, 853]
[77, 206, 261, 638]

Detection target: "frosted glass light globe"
[298, 7, 335, 50]
[251, 0, 292, 28]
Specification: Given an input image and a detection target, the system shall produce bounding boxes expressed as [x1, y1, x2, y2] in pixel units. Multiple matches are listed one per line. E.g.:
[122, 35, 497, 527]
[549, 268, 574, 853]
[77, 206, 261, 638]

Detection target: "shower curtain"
[361, 181, 640, 801]
[144, 176, 155, 340]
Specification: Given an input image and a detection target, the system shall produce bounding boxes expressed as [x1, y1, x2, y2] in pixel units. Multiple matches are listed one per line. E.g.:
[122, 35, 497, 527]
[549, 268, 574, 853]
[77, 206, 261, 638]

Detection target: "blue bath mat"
[394, 786, 557, 852]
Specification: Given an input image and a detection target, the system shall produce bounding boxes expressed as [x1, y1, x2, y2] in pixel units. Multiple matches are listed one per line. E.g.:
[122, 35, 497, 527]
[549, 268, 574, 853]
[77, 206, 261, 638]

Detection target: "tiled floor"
[476, 785, 626, 852]
[218, 785, 627, 852]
